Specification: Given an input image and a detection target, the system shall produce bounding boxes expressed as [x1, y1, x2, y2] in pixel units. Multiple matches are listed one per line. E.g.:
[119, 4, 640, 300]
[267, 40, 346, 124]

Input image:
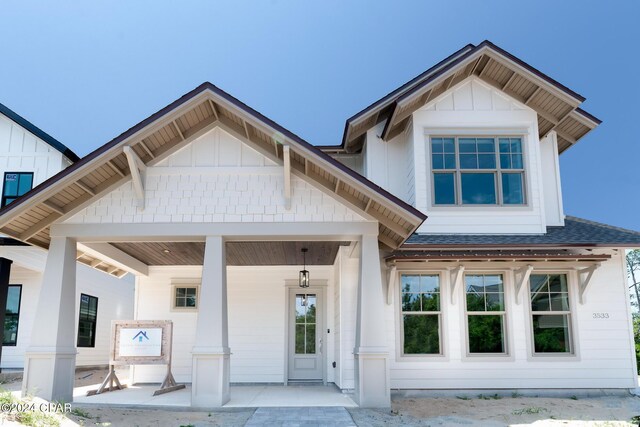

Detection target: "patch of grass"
[15, 410, 61, 427]
[456, 395, 470, 400]
[570, 395, 578, 400]
[631, 415, 640, 424]
[70, 407, 92, 419]
[179, 425, 195, 427]
[511, 392, 523, 398]
[512, 407, 547, 416]
[478, 393, 502, 400]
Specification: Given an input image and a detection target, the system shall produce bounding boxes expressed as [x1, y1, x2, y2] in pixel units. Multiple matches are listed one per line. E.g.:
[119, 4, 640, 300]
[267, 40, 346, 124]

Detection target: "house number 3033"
[592, 313, 610, 319]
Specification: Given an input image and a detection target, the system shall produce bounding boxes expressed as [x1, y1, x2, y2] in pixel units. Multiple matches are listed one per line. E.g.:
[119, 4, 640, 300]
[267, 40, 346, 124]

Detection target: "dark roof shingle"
[404, 216, 640, 247]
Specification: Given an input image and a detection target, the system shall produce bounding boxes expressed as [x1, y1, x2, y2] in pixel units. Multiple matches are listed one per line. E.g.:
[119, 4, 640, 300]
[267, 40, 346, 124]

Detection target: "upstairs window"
[2, 172, 33, 207]
[431, 137, 525, 206]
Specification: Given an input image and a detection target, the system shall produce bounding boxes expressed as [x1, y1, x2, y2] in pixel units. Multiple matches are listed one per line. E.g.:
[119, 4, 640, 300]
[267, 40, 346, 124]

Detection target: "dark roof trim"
[575, 107, 602, 125]
[386, 252, 611, 262]
[0, 82, 426, 225]
[342, 40, 596, 150]
[340, 43, 476, 146]
[0, 102, 80, 163]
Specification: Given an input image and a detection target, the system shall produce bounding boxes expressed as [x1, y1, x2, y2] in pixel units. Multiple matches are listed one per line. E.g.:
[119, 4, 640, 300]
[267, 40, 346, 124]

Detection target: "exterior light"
[299, 247, 310, 288]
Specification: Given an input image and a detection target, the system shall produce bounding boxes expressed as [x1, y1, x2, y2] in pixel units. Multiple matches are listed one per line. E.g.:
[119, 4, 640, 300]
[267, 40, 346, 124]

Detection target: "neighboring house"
[0, 104, 133, 369]
[0, 40, 638, 408]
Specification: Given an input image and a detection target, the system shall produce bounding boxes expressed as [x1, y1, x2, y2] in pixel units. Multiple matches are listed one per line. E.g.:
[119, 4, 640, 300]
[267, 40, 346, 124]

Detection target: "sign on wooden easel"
[87, 320, 185, 397]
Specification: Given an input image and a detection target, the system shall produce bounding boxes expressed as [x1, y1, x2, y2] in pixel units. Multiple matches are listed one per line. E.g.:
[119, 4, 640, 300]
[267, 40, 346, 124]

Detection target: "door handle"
[319, 338, 323, 354]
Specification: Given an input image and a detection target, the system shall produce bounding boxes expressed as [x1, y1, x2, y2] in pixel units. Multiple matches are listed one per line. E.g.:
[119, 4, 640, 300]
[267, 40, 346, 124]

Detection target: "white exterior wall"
[362, 122, 415, 205]
[385, 250, 637, 389]
[1, 261, 133, 369]
[0, 113, 72, 187]
[540, 131, 565, 226]
[133, 265, 338, 384]
[411, 77, 549, 234]
[65, 128, 364, 225]
[352, 76, 568, 235]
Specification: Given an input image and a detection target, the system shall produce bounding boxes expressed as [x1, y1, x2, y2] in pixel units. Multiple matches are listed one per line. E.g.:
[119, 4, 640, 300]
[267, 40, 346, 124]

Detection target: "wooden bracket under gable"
[386, 265, 397, 305]
[123, 146, 147, 210]
[577, 263, 600, 304]
[513, 264, 534, 305]
[449, 265, 465, 304]
[283, 145, 291, 210]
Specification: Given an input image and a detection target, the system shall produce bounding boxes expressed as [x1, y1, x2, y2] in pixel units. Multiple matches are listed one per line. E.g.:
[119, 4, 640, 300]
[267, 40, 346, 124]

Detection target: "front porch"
[21, 220, 392, 408]
[73, 383, 357, 408]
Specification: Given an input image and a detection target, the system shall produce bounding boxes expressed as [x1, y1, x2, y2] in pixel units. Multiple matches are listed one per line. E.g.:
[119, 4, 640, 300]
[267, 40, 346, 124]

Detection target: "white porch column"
[354, 233, 390, 408]
[191, 235, 230, 407]
[22, 236, 77, 402]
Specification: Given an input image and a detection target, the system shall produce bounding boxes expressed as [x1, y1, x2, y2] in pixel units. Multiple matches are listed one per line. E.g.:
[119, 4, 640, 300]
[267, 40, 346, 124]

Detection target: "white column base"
[22, 347, 77, 402]
[191, 348, 230, 408]
[354, 348, 390, 408]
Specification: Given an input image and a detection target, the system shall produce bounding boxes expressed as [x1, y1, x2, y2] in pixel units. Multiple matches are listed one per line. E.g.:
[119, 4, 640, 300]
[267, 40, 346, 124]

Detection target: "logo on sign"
[132, 330, 149, 343]
[5, 174, 17, 182]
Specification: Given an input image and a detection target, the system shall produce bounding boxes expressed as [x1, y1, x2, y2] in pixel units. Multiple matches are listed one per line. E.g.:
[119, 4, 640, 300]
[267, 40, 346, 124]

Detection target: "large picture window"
[3, 285, 21, 346]
[77, 294, 98, 348]
[431, 137, 525, 206]
[400, 274, 441, 355]
[465, 274, 507, 354]
[2, 172, 33, 207]
[529, 274, 573, 354]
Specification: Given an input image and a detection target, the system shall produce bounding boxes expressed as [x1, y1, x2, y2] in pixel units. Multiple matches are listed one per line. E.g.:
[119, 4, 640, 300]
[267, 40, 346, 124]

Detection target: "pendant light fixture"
[299, 247, 310, 288]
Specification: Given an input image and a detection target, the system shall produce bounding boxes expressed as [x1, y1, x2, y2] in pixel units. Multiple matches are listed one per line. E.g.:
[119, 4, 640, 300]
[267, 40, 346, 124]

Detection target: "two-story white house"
[0, 103, 134, 369]
[0, 40, 638, 408]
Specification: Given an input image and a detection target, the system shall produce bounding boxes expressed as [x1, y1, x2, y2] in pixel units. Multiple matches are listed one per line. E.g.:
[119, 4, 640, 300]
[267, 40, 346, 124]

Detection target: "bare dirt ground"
[1, 370, 640, 426]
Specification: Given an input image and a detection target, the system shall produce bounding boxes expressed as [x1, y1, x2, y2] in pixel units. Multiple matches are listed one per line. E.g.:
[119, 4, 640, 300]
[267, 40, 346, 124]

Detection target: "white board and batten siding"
[357, 76, 566, 234]
[64, 127, 365, 225]
[0, 113, 73, 187]
[132, 265, 338, 385]
[1, 262, 134, 369]
[384, 249, 637, 389]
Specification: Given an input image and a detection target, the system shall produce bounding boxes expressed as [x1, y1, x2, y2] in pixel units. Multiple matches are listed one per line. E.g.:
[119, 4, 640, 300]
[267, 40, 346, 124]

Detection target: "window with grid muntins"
[529, 274, 573, 354]
[465, 274, 507, 354]
[175, 287, 197, 308]
[431, 137, 525, 206]
[401, 274, 441, 355]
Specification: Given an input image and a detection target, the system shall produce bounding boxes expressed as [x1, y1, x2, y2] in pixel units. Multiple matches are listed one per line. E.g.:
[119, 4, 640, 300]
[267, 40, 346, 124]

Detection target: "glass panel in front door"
[295, 294, 317, 354]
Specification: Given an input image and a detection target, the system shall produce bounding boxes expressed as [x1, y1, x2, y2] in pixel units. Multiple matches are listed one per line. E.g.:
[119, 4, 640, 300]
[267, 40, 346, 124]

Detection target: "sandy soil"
[2, 370, 640, 426]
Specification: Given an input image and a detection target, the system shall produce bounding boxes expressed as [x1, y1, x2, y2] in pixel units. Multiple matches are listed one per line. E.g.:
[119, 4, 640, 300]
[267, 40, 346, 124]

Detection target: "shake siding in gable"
[64, 127, 366, 225]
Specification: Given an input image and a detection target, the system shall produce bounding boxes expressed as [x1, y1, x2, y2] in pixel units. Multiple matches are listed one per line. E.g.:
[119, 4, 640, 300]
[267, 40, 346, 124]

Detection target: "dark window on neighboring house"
[3, 285, 21, 346]
[2, 172, 33, 207]
[77, 294, 98, 348]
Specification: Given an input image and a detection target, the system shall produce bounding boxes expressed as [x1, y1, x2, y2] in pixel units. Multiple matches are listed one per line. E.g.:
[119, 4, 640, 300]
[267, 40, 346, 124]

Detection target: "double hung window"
[465, 274, 507, 354]
[400, 274, 442, 355]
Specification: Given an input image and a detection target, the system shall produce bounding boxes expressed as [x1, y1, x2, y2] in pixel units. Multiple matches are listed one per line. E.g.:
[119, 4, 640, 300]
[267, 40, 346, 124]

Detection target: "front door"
[287, 288, 323, 381]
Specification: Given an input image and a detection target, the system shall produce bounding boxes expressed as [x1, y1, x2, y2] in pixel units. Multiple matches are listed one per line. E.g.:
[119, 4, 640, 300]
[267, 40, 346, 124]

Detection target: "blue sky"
[0, 1, 638, 230]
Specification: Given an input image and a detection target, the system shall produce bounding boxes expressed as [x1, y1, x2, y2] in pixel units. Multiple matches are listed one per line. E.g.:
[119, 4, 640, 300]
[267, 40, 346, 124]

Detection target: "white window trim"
[426, 134, 532, 210]
[524, 270, 580, 361]
[170, 279, 200, 312]
[395, 270, 449, 361]
[460, 270, 515, 362]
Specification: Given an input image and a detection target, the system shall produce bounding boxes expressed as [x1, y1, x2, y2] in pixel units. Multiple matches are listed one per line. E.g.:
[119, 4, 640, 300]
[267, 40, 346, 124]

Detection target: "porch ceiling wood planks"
[0, 83, 425, 275]
[110, 241, 348, 266]
[340, 41, 600, 154]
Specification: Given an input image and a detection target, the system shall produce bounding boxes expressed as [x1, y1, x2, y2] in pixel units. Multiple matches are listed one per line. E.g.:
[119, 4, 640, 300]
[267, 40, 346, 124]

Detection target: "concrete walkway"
[245, 407, 356, 427]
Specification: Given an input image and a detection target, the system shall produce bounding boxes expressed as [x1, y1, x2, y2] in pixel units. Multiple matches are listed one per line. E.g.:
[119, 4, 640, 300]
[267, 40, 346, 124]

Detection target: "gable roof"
[402, 216, 640, 248]
[0, 102, 80, 162]
[332, 40, 601, 154]
[0, 83, 426, 251]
